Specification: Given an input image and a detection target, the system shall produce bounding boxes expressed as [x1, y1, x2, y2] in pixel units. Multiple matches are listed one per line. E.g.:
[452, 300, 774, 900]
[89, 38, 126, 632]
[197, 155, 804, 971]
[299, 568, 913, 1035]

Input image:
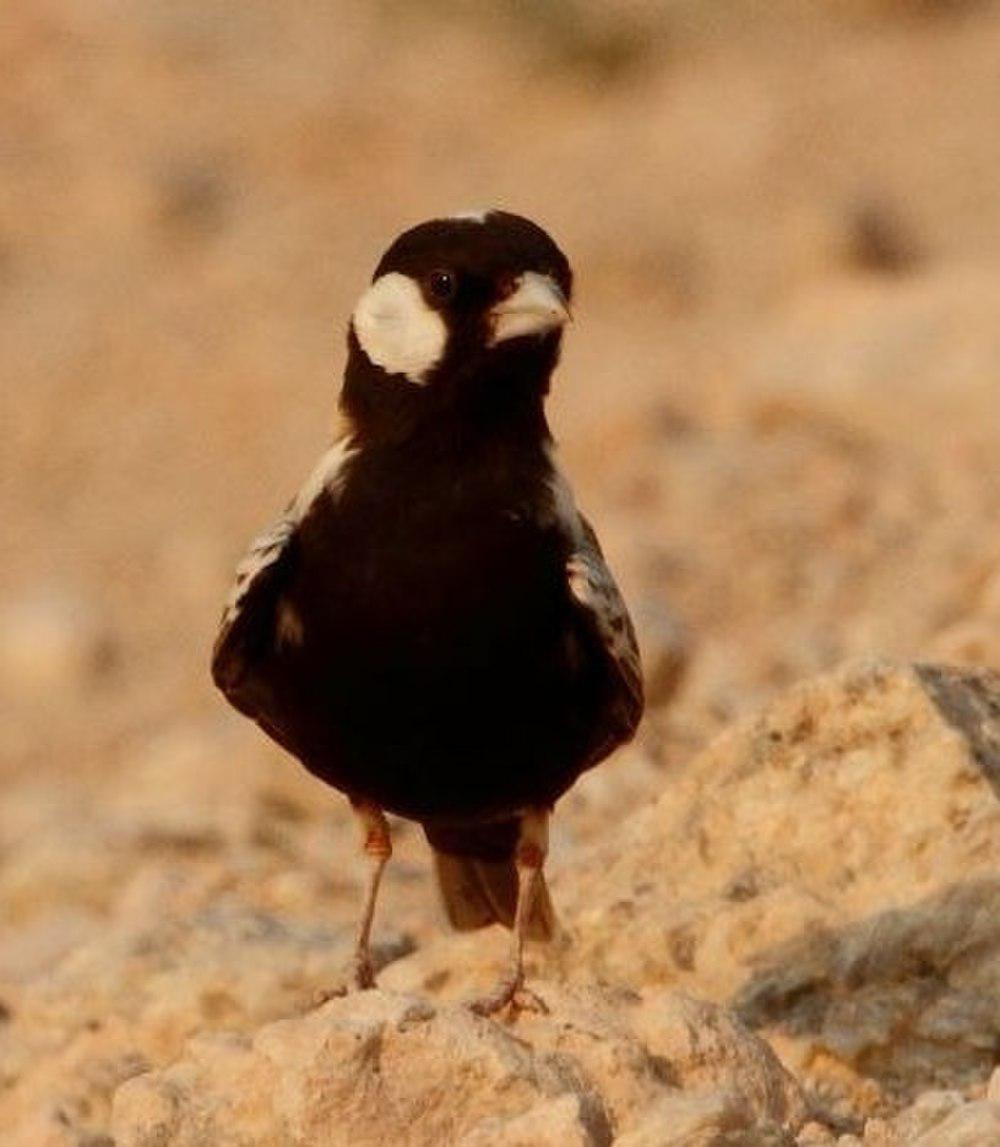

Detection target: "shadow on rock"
[733, 877, 1000, 1101]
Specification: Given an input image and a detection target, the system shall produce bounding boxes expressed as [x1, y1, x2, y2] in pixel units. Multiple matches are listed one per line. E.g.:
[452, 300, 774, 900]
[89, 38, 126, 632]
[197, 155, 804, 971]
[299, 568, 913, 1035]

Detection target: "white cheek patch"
[351, 272, 448, 384]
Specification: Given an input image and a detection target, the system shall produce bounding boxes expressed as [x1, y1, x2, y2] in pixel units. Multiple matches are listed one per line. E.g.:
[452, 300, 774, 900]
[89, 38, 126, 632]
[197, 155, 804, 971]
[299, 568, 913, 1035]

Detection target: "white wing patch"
[222, 516, 295, 625]
[274, 597, 305, 649]
[566, 547, 641, 693]
[548, 454, 644, 734]
[351, 272, 448, 384]
[220, 438, 356, 630]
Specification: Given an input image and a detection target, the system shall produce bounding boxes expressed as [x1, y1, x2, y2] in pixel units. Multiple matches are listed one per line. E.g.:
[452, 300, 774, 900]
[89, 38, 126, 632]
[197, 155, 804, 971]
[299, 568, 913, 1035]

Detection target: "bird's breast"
[291, 476, 570, 683]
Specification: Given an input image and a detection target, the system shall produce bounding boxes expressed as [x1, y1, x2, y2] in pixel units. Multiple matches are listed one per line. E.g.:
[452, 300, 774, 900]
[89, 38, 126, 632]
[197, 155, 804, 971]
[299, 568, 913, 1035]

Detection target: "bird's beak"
[488, 272, 571, 346]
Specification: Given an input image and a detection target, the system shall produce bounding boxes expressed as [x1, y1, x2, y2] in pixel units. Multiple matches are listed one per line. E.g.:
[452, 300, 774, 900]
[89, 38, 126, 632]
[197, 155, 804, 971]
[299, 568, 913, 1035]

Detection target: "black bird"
[211, 211, 643, 1013]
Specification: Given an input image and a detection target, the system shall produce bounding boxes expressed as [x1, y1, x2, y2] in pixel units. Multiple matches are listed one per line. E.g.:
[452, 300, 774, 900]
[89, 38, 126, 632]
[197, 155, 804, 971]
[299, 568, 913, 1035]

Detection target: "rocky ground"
[3, 3, 1000, 1144]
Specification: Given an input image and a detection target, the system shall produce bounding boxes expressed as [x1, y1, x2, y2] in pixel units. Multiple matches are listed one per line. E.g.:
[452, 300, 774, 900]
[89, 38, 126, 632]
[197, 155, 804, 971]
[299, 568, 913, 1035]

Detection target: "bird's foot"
[467, 972, 548, 1018]
[312, 983, 347, 1007]
[508, 985, 549, 1016]
[311, 949, 377, 1007]
[351, 948, 377, 990]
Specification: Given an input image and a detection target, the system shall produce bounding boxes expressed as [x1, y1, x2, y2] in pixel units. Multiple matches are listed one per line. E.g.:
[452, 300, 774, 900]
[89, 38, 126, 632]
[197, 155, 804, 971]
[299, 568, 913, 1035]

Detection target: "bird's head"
[342, 211, 572, 438]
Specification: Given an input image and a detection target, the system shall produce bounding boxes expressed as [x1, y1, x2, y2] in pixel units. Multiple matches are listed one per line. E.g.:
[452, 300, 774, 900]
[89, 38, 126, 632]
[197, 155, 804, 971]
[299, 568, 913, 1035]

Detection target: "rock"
[0, 908, 102, 982]
[615, 1090, 778, 1147]
[111, 991, 614, 1147]
[797, 1089, 1000, 1145]
[910, 1099, 1000, 1145]
[6, 662, 999, 1143]
[880, 1089, 966, 1141]
[915, 663, 1000, 799]
[633, 598, 690, 709]
[796, 1121, 837, 1145]
[0, 591, 110, 697]
[630, 994, 807, 1130]
[563, 662, 1000, 1109]
[108, 986, 806, 1146]
[460, 1094, 601, 1147]
[746, 270, 1000, 456]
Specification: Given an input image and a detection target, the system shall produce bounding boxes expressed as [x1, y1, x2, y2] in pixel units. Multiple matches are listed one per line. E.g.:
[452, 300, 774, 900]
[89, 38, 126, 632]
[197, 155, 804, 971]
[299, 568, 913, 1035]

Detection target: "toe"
[466, 974, 521, 1017]
[312, 984, 348, 1008]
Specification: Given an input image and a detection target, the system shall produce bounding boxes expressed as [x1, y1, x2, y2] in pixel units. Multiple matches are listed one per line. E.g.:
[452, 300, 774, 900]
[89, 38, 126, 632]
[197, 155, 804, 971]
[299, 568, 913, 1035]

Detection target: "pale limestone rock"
[0, 908, 101, 982]
[746, 269, 1000, 456]
[633, 598, 690, 710]
[7, 665, 1000, 1144]
[796, 1121, 837, 1145]
[111, 991, 614, 1147]
[631, 993, 807, 1130]
[0, 591, 109, 697]
[614, 1091, 745, 1147]
[562, 662, 1000, 1114]
[880, 1089, 966, 1141]
[498, 981, 681, 1133]
[107, 985, 806, 1145]
[615, 1090, 784, 1147]
[459, 1094, 598, 1146]
[910, 1099, 1000, 1145]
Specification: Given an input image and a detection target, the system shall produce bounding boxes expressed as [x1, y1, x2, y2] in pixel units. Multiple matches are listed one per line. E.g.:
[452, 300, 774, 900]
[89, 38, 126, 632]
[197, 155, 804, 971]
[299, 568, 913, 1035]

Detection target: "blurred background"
[3, 0, 1000, 1135]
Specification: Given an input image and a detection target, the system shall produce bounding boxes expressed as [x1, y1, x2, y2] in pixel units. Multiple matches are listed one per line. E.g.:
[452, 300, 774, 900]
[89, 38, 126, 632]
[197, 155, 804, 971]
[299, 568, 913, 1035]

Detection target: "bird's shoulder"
[221, 439, 357, 619]
[211, 436, 358, 696]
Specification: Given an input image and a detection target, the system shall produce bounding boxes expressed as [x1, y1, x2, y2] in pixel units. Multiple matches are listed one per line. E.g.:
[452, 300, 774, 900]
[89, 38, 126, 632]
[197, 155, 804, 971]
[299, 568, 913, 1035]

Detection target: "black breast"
[269, 437, 603, 824]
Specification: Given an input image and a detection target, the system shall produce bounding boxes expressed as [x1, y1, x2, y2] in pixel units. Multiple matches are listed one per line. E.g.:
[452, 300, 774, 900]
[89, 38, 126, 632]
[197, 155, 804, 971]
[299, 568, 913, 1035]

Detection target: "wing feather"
[567, 515, 644, 739]
[548, 465, 644, 751]
[210, 438, 355, 714]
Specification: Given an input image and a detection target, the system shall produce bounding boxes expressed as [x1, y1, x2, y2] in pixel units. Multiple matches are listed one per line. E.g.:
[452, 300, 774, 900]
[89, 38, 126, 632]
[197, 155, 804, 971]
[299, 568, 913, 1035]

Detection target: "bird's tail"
[424, 819, 556, 941]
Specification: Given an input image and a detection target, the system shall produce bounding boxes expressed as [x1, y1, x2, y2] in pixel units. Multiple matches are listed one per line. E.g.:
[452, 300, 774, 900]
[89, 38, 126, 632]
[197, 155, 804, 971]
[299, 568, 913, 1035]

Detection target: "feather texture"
[211, 437, 356, 712]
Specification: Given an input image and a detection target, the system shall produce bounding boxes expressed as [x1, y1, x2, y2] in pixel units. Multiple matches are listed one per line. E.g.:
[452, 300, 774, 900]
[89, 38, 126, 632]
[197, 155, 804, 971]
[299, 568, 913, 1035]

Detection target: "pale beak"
[488, 271, 571, 346]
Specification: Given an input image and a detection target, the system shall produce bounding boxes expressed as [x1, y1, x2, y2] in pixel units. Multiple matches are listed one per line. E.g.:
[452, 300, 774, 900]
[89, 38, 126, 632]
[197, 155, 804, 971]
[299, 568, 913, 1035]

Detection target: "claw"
[510, 985, 549, 1016]
[311, 945, 378, 1008]
[468, 977, 519, 1017]
[467, 972, 547, 1018]
[312, 983, 347, 1007]
[468, 808, 551, 1019]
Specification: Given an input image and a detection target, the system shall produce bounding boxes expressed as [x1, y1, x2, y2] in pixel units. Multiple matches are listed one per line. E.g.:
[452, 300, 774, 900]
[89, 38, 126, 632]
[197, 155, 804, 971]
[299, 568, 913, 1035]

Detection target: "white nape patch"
[352, 272, 447, 384]
[451, 209, 491, 223]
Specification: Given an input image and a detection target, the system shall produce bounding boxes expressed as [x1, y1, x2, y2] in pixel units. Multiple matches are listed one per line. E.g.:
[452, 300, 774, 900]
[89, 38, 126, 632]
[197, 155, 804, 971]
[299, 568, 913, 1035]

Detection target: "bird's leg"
[349, 799, 392, 990]
[469, 808, 549, 1017]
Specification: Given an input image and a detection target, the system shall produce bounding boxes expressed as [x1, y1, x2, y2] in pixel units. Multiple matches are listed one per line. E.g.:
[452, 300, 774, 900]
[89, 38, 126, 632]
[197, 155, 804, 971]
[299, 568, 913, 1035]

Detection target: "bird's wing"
[547, 465, 644, 752]
[567, 513, 644, 743]
[210, 438, 355, 717]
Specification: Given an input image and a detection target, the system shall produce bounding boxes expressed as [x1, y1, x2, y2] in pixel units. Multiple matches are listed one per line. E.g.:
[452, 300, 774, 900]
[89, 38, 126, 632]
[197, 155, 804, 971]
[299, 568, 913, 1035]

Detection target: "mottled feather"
[547, 465, 643, 749]
[211, 438, 356, 708]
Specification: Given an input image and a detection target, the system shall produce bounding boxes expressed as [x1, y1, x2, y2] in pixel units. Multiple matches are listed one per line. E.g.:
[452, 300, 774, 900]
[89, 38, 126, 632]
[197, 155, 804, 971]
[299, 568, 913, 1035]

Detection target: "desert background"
[2, 2, 999, 1144]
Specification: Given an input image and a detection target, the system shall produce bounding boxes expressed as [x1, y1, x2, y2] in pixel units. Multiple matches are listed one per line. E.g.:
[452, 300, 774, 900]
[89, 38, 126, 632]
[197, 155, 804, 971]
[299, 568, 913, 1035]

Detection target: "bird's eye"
[427, 270, 456, 302]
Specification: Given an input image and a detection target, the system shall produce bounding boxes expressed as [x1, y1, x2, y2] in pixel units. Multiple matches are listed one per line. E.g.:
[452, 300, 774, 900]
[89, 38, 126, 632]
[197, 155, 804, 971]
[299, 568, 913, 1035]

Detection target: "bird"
[211, 210, 644, 1014]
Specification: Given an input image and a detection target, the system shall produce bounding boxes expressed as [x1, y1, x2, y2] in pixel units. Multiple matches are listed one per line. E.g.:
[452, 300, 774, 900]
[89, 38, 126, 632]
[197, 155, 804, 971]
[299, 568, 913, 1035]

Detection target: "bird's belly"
[281, 531, 594, 821]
